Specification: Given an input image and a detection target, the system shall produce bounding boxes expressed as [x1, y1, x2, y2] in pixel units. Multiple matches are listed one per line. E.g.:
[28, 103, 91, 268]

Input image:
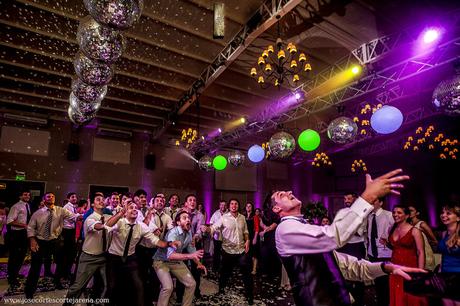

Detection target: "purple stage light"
[423, 28, 440, 44]
[218, 128, 222, 133]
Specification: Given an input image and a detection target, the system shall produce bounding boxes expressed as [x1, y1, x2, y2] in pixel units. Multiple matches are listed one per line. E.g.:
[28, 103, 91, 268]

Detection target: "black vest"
[279, 218, 351, 306]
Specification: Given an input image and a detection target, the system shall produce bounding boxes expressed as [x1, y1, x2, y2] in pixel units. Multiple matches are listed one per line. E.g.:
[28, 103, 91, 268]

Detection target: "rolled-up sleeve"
[27, 213, 38, 238]
[165, 229, 179, 259]
[335, 251, 385, 281]
[7, 205, 19, 225]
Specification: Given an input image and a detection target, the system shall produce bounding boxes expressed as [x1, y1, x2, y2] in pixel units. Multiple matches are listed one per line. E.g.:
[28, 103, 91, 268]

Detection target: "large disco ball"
[70, 92, 102, 116]
[228, 150, 245, 167]
[77, 16, 125, 63]
[432, 74, 460, 116]
[269, 131, 296, 159]
[68, 105, 96, 125]
[327, 116, 358, 144]
[71, 78, 107, 103]
[74, 52, 114, 86]
[198, 155, 213, 171]
[371, 105, 403, 134]
[248, 145, 265, 163]
[83, 0, 144, 30]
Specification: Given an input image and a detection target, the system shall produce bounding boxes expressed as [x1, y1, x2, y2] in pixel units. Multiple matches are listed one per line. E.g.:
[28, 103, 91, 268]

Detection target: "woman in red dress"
[387, 205, 427, 306]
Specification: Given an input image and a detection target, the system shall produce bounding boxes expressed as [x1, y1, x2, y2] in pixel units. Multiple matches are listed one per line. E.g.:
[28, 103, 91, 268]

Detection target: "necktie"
[26, 204, 31, 223]
[157, 213, 164, 231]
[122, 224, 135, 262]
[371, 213, 378, 257]
[100, 215, 107, 252]
[43, 208, 53, 240]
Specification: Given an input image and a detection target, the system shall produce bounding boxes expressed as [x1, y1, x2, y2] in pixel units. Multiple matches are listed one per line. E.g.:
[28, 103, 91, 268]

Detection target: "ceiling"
[0, 0, 459, 152]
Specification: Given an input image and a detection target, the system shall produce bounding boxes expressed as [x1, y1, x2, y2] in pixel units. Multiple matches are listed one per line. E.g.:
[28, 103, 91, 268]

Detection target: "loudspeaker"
[67, 143, 80, 161]
[145, 154, 156, 170]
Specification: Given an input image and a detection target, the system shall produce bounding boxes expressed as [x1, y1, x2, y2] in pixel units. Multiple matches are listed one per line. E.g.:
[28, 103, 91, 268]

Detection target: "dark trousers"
[24, 239, 59, 298]
[57, 228, 77, 280]
[213, 239, 222, 272]
[136, 245, 157, 304]
[107, 254, 144, 306]
[368, 256, 391, 306]
[7, 229, 28, 286]
[219, 250, 253, 301]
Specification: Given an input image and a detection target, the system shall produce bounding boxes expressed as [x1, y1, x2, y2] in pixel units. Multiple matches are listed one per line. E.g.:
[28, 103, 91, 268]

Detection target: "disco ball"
[74, 52, 114, 86]
[71, 78, 107, 103]
[228, 150, 245, 167]
[68, 105, 96, 125]
[327, 116, 358, 144]
[70, 92, 102, 116]
[77, 16, 125, 63]
[84, 0, 144, 30]
[268, 131, 296, 159]
[198, 155, 213, 171]
[432, 74, 460, 116]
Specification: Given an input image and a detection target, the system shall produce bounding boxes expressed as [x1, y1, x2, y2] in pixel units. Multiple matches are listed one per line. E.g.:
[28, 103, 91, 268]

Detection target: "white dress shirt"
[7, 200, 30, 230]
[210, 212, 248, 254]
[335, 251, 386, 281]
[209, 210, 226, 241]
[108, 218, 160, 257]
[335, 207, 367, 244]
[63, 203, 78, 229]
[139, 211, 173, 247]
[83, 211, 112, 255]
[276, 197, 372, 257]
[367, 208, 394, 258]
[27, 206, 78, 240]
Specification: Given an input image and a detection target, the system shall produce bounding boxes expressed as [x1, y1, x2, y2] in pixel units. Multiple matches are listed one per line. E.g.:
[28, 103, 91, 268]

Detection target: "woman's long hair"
[442, 203, 460, 249]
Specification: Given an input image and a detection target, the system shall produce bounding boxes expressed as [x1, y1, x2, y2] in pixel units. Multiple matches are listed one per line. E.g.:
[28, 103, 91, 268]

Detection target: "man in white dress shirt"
[64, 193, 123, 305]
[271, 169, 424, 306]
[209, 200, 227, 273]
[6, 190, 31, 292]
[202, 198, 254, 305]
[106, 201, 179, 306]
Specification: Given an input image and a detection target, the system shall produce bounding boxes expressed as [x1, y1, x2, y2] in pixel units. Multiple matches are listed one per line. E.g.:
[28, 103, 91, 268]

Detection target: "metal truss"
[190, 36, 460, 153]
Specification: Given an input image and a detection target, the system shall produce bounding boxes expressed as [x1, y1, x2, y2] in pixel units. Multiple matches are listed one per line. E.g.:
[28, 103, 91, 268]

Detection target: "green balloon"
[213, 155, 227, 170]
[298, 129, 321, 151]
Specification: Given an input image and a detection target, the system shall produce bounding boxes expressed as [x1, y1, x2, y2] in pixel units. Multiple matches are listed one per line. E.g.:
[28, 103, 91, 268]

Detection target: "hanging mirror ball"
[248, 145, 265, 163]
[228, 150, 245, 167]
[268, 131, 296, 159]
[77, 16, 125, 64]
[71, 78, 107, 103]
[84, 0, 144, 30]
[198, 155, 213, 171]
[69, 92, 102, 116]
[74, 52, 114, 86]
[68, 105, 96, 125]
[327, 116, 358, 144]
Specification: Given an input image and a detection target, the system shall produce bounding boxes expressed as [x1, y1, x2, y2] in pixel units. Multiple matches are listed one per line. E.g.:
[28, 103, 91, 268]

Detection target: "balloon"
[370, 106, 403, 134]
[268, 131, 296, 159]
[71, 77, 107, 103]
[298, 129, 320, 151]
[83, 0, 144, 30]
[327, 116, 358, 144]
[198, 155, 213, 171]
[68, 105, 96, 125]
[74, 52, 114, 86]
[248, 145, 265, 163]
[228, 150, 245, 167]
[77, 16, 125, 63]
[69, 92, 102, 116]
[432, 75, 460, 116]
[213, 155, 227, 171]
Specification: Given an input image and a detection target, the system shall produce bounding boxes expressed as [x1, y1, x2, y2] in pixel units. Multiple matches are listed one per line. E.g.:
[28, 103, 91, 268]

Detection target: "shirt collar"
[176, 226, 184, 235]
[374, 207, 383, 216]
[280, 215, 305, 222]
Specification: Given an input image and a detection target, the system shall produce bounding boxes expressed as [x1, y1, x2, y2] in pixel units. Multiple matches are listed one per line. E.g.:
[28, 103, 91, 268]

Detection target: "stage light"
[218, 128, 222, 133]
[213, 155, 227, 170]
[295, 92, 301, 99]
[351, 66, 361, 75]
[240, 117, 246, 123]
[248, 145, 265, 163]
[423, 28, 440, 44]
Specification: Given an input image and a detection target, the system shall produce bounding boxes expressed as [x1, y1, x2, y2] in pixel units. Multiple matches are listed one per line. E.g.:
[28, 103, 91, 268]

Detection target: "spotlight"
[423, 28, 440, 44]
[351, 66, 361, 75]
[218, 128, 222, 133]
[240, 117, 246, 123]
[295, 93, 301, 99]
[292, 90, 304, 100]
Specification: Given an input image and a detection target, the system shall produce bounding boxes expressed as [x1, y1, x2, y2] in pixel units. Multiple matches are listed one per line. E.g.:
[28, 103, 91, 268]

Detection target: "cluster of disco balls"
[68, 0, 144, 125]
[198, 150, 246, 171]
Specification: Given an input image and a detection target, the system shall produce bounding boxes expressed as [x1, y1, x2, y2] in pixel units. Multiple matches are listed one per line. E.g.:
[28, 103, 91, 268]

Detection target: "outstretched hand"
[386, 264, 427, 280]
[361, 169, 409, 204]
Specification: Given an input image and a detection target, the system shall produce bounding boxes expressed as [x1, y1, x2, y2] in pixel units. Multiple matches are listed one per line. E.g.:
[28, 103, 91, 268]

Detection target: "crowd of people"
[1, 168, 459, 306]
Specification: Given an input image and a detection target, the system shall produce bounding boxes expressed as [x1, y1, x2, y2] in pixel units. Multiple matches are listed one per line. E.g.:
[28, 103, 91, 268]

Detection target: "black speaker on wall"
[67, 143, 80, 161]
[145, 154, 156, 170]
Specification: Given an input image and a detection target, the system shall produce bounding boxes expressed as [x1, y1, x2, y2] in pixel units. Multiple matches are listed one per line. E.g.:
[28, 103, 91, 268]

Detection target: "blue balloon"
[248, 145, 265, 163]
[370, 106, 403, 134]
